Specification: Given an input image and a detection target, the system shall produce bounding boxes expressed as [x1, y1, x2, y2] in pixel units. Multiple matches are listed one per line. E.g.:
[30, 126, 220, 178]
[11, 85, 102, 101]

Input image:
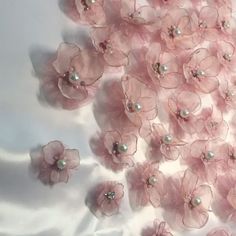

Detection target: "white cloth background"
[0, 1, 236, 236]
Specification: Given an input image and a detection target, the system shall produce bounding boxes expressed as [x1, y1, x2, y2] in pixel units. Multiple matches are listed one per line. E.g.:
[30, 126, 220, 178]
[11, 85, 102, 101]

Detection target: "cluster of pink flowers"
[31, 0, 236, 234]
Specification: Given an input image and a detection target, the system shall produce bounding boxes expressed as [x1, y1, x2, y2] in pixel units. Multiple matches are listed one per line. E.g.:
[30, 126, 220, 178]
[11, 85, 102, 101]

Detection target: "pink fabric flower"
[87, 181, 124, 217]
[218, 143, 236, 171]
[213, 171, 236, 223]
[141, 219, 173, 236]
[207, 227, 235, 236]
[168, 90, 201, 135]
[141, 123, 186, 162]
[195, 107, 229, 140]
[127, 161, 166, 209]
[163, 169, 213, 229]
[90, 130, 138, 172]
[183, 139, 224, 183]
[146, 42, 182, 89]
[91, 26, 129, 67]
[74, 0, 106, 26]
[30, 140, 80, 185]
[160, 7, 196, 50]
[207, 0, 232, 8]
[121, 74, 158, 128]
[183, 48, 220, 93]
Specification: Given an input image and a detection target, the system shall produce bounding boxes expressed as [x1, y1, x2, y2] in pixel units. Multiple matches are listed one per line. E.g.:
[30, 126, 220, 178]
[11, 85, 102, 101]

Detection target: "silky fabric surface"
[0, 1, 236, 236]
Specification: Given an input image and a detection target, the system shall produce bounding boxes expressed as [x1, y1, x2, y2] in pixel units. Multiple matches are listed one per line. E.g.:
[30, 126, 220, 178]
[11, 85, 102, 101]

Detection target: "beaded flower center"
[112, 142, 128, 155]
[105, 191, 116, 200]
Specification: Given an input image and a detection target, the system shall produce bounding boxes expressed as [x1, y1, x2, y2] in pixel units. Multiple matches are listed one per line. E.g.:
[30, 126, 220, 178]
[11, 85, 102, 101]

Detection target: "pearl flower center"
[112, 142, 128, 155]
[205, 151, 215, 160]
[179, 109, 190, 119]
[148, 175, 158, 186]
[56, 159, 67, 170]
[191, 196, 202, 207]
[105, 191, 116, 200]
[162, 134, 172, 144]
[127, 102, 142, 113]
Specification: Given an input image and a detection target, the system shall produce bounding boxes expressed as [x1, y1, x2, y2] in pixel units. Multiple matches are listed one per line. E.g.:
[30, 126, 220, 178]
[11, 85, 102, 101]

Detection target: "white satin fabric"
[0, 1, 236, 236]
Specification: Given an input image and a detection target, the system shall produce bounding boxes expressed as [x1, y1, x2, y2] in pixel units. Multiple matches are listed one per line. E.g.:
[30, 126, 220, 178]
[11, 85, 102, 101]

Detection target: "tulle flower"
[30, 140, 80, 185]
[90, 130, 138, 172]
[74, 0, 106, 26]
[141, 219, 173, 236]
[127, 161, 166, 209]
[146, 42, 182, 89]
[168, 90, 201, 135]
[163, 169, 213, 229]
[121, 74, 158, 128]
[141, 123, 186, 162]
[218, 143, 236, 171]
[86, 181, 124, 217]
[183, 139, 224, 183]
[207, 227, 235, 236]
[183, 48, 220, 93]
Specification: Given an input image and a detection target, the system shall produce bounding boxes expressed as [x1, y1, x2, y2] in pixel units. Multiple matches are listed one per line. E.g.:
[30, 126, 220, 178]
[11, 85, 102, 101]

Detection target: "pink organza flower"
[218, 143, 236, 171]
[30, 140, 80, 185]
[74, 0, 106, 26]
[127, 161, 166, 209]
[183, 139, 224, 183]
[86, 181, 124, 217]
[163, 169, 213, 229]
[121, 74, 158, 128]
[146, 42, 182, 89]
[213, 171, 236, 223]
[160, 7, 196, 50]
[216, 40, 236, 72]
[207, 0, 232, 8]
[90, 130, 138, 172]
[207, 227, 235, 236]
[191, 6, 219, 42]
[195, 107, 229, 140]
[42, 43, 104, 110]
[141, 123, 186, 162]
[90, 26, 129, 67]
[141, 219, 173, 236]
[168, 90, 201, 135]
[183, 48, 220, 93]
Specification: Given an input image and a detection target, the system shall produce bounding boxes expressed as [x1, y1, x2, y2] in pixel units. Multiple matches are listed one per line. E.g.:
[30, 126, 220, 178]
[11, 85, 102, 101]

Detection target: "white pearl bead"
[174, 28, 182, 36]
[86, 0, 96, 4]
[148, 176, 158, 186]
[206, 151, 214, 160]
[223, 20, 230, 29]
[197, 69, 205, 77]
[118, 144, 128, 153]
[160, 64, 168, 73]
[70, 71, 80, 81]
[223, 53, 232, 61]
[162, 134, 172, 144]
[134, 103, 142, 112]
[180, 109, 190, 118]
[57, 160, 67, 170]
[191, 196, 202, 207]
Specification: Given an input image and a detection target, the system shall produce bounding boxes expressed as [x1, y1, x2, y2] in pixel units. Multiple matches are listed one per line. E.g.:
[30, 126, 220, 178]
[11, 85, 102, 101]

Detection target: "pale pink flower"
[87, 181, 124, 217]
[163, 169, 213, 229]
[207, 0, 232, 8]
[90, 130, 138, 172]
[30, 140, 80, 185]
[142, 123, 186, 162]
[207, 227, 235, 236]
[160, 7, 196, 50]
[183, 139, 224, 183]
[127, 161, 166, 209]
[183, 48, 220, 93]
[146, 42, 182, 89]
[74, 0, 106, 26]
[195, 107, 229, 140]
[218, 143, 236, 171]
[121, 74, 158, 128]
[168, 90, 201, 135]
[141, 219, 173, 236]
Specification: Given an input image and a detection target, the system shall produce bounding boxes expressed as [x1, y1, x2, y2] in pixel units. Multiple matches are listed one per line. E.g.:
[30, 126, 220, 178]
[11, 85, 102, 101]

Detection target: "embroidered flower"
[86, 181, 124, 217]
[163, 169, 213, 229]
[121, 74, 158, 128]
[146, 42, 182, 89]
[142, 123, 186, 162]
[183, 139, 224, 183]
[90, 130, 138, 172]
[30, 140, 80, 185]
[183, 48, 220, 93]
[141, 219, 173, 236]
[168, 90, 201, 135]
[127, 161, 166, 209]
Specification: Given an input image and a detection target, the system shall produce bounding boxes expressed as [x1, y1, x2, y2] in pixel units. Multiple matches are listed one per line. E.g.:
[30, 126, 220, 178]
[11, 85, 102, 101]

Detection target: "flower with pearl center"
[191, 196, 202, 207]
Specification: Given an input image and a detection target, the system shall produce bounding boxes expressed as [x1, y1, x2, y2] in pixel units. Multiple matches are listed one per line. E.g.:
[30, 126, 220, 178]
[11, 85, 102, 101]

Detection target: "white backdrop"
[0, 1, 235, 236]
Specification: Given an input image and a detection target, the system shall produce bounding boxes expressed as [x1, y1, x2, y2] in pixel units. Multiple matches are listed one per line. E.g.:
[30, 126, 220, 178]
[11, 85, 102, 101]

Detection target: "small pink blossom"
[87, 181, 124, 217]
[207, 227, 235, 236]
[168, 90, 201, 135]
[121, 74, 158, 128]
[141, 219, 173, 236]
[146, 42, 182, 89]
[163, 169, 213, 229]
[183, 48, 220, 93]
[90, 130, 138, 172]
[183, 139, 224, 183]
[30, 140, 80, 185]
[127, 161, 166, 209]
